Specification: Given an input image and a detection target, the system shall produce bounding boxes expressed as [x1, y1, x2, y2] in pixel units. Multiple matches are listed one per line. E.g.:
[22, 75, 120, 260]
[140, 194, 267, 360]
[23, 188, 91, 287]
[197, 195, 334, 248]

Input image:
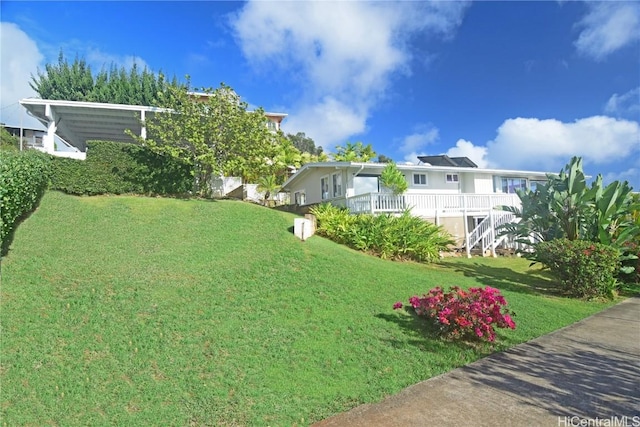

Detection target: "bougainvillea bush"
[394, 286, 516, 343]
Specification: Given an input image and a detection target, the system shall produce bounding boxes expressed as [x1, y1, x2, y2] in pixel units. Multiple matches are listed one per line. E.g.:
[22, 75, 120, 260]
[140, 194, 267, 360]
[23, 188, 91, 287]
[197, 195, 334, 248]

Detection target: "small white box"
[294, 218, 314, 241]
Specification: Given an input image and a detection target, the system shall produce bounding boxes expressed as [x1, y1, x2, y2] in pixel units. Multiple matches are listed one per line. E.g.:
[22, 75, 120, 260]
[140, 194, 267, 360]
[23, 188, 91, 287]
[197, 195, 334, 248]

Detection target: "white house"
[280, 155, 551, 257]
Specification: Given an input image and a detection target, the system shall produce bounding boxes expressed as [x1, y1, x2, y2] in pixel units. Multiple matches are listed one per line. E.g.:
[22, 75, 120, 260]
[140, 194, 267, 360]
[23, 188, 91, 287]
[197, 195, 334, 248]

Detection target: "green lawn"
[0, 191, 617, 426]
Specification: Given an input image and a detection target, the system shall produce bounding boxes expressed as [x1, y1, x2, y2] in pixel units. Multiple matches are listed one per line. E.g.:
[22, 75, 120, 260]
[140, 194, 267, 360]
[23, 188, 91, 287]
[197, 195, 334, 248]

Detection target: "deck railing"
[346, 193, 520, 215]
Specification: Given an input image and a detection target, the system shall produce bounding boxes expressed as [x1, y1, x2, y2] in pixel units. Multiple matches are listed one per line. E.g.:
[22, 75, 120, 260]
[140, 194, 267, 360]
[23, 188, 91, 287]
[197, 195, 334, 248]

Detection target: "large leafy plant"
[499, 156, 639, 284]
[310, 204, 453, 262]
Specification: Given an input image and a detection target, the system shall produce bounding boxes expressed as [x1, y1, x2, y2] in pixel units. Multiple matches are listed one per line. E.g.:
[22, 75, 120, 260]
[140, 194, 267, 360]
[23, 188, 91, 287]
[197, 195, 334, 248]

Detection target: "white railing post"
[370, 193, 375, 214]
[490, 209, 497, 257]
[464, 195, 470, 258]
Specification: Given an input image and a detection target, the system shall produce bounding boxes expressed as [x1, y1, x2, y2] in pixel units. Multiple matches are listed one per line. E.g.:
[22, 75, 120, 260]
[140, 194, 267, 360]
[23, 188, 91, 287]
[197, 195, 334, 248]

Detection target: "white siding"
[406, 171, 459, 193]
[473, 174, 494, 193]
[286, 168, 351, 205]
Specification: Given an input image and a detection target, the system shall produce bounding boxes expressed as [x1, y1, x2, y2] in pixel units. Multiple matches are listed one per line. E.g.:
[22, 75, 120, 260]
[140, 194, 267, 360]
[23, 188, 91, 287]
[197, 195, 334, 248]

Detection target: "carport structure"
[20, 98, 163, 160]
[19, 98, 287, 160]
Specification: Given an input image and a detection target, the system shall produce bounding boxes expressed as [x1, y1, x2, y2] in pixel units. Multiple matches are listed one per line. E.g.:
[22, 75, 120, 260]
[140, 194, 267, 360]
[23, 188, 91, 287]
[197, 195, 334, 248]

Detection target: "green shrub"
[311, 204, 454, 262]
[379, 162, 408, 195]
[1, 126, 20, 151]
[50, 140, 192, 196]
[534, 239, 620, 299]
[0, 150, 51, 254]
[309, 203, 357, 244]
[619, 241, 640, 284]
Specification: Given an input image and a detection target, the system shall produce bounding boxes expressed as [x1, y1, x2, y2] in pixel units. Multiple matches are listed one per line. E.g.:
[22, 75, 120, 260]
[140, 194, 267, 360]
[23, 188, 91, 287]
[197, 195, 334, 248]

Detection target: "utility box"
[304, 214, 317, 234]
[294, 218, 314, 241]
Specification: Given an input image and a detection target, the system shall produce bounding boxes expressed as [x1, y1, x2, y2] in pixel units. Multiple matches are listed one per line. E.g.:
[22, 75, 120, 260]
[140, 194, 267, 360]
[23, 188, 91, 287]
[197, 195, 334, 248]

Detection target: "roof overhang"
[19, 98, 167, 151]
[281, 161, 554, 190]
[20, 98, 288, 151]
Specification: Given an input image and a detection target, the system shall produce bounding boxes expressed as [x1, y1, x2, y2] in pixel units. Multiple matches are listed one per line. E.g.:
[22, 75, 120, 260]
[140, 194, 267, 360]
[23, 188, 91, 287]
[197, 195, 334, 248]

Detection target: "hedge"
[0, 149, 51, 254]
[50, 140, 192, 196]
[535, 239, 620, 299]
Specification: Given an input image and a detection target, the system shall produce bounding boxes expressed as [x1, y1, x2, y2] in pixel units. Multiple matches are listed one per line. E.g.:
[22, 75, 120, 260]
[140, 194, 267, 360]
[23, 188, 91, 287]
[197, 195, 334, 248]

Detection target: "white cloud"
[282, 97, 368, 148]
[85, 48, 149, 71]
[485, 116, 640, 171]
[575, 2, 640, 61]
[0, 22, 43, 128]
[445, 138, 489, 168]
[604, 168, 640, 190]
[231, 1, 468, 149]
[395, 125, 440, 163]
[604, 87, 640, 118]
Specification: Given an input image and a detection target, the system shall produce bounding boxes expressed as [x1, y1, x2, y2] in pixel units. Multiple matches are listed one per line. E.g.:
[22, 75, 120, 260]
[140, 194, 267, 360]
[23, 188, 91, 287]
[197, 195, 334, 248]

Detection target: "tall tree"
[332, 141, 377, 162]
[30, 52, 94, 101]
[377, 154, 393, 163]
[128, 81, 277, 196]
[286, 132, 323, 156]
[30, 51, 179, 106]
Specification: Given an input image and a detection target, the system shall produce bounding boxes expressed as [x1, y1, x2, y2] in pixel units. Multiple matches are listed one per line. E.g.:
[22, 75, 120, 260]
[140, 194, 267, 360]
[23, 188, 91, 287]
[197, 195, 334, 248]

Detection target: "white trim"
[20, 97, 168, 113]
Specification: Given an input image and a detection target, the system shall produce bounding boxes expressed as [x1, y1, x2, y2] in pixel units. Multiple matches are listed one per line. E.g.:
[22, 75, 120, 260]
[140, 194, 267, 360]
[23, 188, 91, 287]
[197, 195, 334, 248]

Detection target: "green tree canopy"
[377, 154, 393, 163]
[286, 132, 323, 156]
[380, 162, 408, 195]
[30, 51, 180, 106]
[128, 81, 279, 197]
[332, 141, 377, 162]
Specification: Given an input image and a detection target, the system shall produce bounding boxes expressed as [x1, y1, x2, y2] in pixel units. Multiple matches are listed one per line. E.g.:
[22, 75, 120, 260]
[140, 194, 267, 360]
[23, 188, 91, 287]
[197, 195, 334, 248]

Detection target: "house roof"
[20, 97, 288, 151]
[280, 161, 552, 191]
[417, 155, 478, 168]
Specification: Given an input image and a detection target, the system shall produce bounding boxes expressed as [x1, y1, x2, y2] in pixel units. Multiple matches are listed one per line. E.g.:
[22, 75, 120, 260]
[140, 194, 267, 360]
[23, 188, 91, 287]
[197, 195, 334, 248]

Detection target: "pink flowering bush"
[393, 286, 516, 342]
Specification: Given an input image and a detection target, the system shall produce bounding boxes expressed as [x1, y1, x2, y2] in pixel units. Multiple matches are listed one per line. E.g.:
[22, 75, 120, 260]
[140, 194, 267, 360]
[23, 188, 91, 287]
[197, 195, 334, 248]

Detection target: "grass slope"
[0, 192, 615, 426]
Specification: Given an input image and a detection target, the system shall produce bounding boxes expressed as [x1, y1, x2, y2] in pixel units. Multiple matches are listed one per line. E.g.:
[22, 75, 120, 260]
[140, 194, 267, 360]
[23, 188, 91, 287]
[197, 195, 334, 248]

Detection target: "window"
[413, 173, 427, 185]
[266, 121, 277, 132]
[446, 173, 459, 183]
[294, 191, 306, 205]
[500, 177, 527, 194]
[332, 172, 343, 197]
[529, 180, 546, 192]
[321, 176, 330, 200]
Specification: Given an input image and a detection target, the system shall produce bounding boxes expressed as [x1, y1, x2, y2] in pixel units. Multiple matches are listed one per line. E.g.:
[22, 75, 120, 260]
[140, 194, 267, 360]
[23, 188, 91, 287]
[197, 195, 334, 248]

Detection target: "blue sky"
[1, 1, 639, 188]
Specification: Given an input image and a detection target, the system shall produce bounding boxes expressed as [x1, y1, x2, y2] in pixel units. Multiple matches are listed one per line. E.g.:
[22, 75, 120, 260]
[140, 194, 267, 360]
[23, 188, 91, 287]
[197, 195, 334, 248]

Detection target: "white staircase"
[466, 211, 519, 257]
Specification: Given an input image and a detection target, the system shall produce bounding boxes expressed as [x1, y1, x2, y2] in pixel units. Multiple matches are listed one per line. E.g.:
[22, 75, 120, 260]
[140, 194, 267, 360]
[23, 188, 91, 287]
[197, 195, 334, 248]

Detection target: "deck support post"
[490, 209, 497, 257]
[43, 103, 57, 154]
[140, 109, 147, 139]
[464, 195, 470, 258]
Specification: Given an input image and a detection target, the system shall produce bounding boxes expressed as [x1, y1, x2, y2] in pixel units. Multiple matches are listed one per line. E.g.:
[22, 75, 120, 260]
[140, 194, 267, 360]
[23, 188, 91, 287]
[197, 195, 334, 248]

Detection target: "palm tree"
[257, 174, 279, 206]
